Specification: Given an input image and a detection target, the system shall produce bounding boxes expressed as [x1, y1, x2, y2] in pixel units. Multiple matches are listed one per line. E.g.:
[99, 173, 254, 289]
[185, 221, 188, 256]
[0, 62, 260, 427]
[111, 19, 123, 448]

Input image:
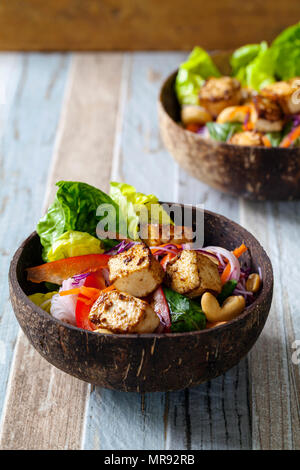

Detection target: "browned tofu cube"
[108, 243, 164, 297]
[165, 250, 222, 298]
[140, 224, 194, 247]
[261, 78, 300, 115]
[89, 290, 160, 333]
[199, 77, 242, 118]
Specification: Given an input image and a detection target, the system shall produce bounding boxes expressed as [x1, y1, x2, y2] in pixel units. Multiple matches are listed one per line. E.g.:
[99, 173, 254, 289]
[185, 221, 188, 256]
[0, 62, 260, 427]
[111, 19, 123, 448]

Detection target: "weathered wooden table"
[0, 52, 299, 450]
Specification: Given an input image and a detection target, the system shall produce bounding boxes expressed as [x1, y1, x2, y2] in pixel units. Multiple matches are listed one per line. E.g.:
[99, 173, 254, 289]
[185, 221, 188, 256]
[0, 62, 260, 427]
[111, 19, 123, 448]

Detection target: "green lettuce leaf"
[37, 181, 121, 261]
[230, 42, 274, 89]
[231, 23, 300, 90]
[206, 122, 243, 142]
[272, 21, 300, 46]
[230, 43, 266, 76]
[163, 286, 206, 332]
[175, 47, 221, 105]
[271, 23, 300, 80]
[28, 292, 57, 314]
[47, 231, 104, 262]
[234, 42, 276, 90]
[109, 182, 173, 240]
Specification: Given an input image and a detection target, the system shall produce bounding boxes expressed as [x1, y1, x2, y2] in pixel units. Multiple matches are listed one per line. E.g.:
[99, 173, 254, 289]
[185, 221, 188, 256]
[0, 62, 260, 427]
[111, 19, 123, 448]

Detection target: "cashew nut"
[181, 105, 212, 125]
[201, 292, 246, 322]
[95, 328, 113, 334]
[246, 273, 261, 293]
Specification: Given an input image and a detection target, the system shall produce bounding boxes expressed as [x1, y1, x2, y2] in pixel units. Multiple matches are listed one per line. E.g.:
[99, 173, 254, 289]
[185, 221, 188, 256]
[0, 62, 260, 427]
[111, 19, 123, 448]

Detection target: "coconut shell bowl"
[158, 52, 300, 201]
[9, 205, 273, 392]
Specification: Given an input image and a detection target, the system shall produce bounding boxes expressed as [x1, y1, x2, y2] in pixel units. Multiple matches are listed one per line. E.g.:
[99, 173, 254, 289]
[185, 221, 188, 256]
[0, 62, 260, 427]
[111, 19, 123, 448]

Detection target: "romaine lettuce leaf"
[109, 182, 173, 240]
[231, 41, 276, 90]
[175, 47, 221, 105]
[37, 181, 121, 261]
[47, 231, 104, 262]
[163, 286, 206, 332]
[230, 43, 266, 76]
[231, 23, 300, 90]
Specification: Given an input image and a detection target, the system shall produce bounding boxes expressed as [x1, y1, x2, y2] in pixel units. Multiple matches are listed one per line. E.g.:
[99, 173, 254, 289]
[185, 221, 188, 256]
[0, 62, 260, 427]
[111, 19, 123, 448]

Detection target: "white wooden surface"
[0, 52, 299, 450]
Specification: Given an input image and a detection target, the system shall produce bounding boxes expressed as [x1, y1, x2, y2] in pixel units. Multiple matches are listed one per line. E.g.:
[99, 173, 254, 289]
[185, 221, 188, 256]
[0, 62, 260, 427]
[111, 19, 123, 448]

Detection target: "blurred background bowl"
[158, 52, 300, 201]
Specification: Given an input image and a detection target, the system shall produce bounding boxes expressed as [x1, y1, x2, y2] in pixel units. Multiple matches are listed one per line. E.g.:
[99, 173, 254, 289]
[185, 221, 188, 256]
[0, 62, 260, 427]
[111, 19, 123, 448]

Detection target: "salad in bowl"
[26, 180, 261, 335]
[176, 22, 300, 147]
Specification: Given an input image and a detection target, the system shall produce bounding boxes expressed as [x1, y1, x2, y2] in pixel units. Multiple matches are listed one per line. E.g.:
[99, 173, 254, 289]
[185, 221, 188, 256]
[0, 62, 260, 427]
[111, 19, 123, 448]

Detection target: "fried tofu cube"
[165, 250, 222, 298]
[261, 79, 300, 115]
[228, 130, 265, 146]
[140, 224, 194, 247]
[108, 243, 164, 297]
[252, 95, 284, 132]
[199, 77, 242, 118]
[89, 290, 160, 334]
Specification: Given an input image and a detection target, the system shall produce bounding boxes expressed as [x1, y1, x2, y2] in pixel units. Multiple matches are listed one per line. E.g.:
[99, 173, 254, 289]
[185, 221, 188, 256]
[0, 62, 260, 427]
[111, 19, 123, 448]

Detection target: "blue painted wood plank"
[240, 200, 300, 449]
[84, 52, 251, 450]
[0, 52, 70, 420]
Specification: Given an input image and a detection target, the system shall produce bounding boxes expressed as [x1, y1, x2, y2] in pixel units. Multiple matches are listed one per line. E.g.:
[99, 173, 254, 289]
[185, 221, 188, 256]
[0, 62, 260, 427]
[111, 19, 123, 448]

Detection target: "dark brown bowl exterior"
[9, 207, 273, 392]
[158, 70, 300, 201]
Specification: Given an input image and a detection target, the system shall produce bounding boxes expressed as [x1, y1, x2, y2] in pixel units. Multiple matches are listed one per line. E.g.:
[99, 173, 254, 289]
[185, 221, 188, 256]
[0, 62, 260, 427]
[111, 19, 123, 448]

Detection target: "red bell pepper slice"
[152, 286, 171, 332]
[26, 254, 110, 285]
[160, 252, 177, 271]
[75, 271, 106, 331]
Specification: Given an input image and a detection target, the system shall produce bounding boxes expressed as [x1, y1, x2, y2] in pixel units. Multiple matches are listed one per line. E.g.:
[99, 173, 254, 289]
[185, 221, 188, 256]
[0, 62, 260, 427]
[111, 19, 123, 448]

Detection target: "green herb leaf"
[217, 280, 238, 305]
[163, 286, 206, 332]
[206, 122, 243, 142]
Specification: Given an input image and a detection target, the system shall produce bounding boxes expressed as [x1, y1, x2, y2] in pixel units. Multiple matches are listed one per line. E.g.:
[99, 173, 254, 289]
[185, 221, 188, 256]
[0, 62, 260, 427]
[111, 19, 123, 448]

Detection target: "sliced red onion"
[204, 246, 241, 282]
[105, 240, 136, 256]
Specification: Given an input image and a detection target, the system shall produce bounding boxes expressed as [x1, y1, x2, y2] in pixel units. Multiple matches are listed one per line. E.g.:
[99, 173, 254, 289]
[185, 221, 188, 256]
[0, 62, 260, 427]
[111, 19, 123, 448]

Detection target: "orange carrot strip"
[233, 243, 247, 258]
[160, 253, 177, 270]
[100, 284, 116, 294]
[280, 125, 300, 148]
[220, 243, 247, 284]
[185, 123, 201, 133]
[151, 243, 182, 254]
[262, 136, 272, 147]
[59, 284, 115, 299]
[59, 286, 101, 298]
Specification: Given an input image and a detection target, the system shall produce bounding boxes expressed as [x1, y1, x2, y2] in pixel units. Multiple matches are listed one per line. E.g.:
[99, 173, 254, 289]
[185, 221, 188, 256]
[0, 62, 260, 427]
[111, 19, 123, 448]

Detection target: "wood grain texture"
[240, 201, 300, 449]
[0, 1, 299, 51]
[0, 52, 70, 436]
[83, 53, 252, 450]
[0, 52, 123, 449]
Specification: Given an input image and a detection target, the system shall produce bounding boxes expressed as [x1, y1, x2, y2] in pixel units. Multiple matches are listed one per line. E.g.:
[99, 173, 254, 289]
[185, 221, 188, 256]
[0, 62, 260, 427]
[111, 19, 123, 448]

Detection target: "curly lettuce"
[28, 292, 57, 313]
[37, 181, 121, 261]
[231, 23, 300, 90]
[175, 47, 221, 105]
[109, 182, 173, 240]
[47, 231, 104, 262]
